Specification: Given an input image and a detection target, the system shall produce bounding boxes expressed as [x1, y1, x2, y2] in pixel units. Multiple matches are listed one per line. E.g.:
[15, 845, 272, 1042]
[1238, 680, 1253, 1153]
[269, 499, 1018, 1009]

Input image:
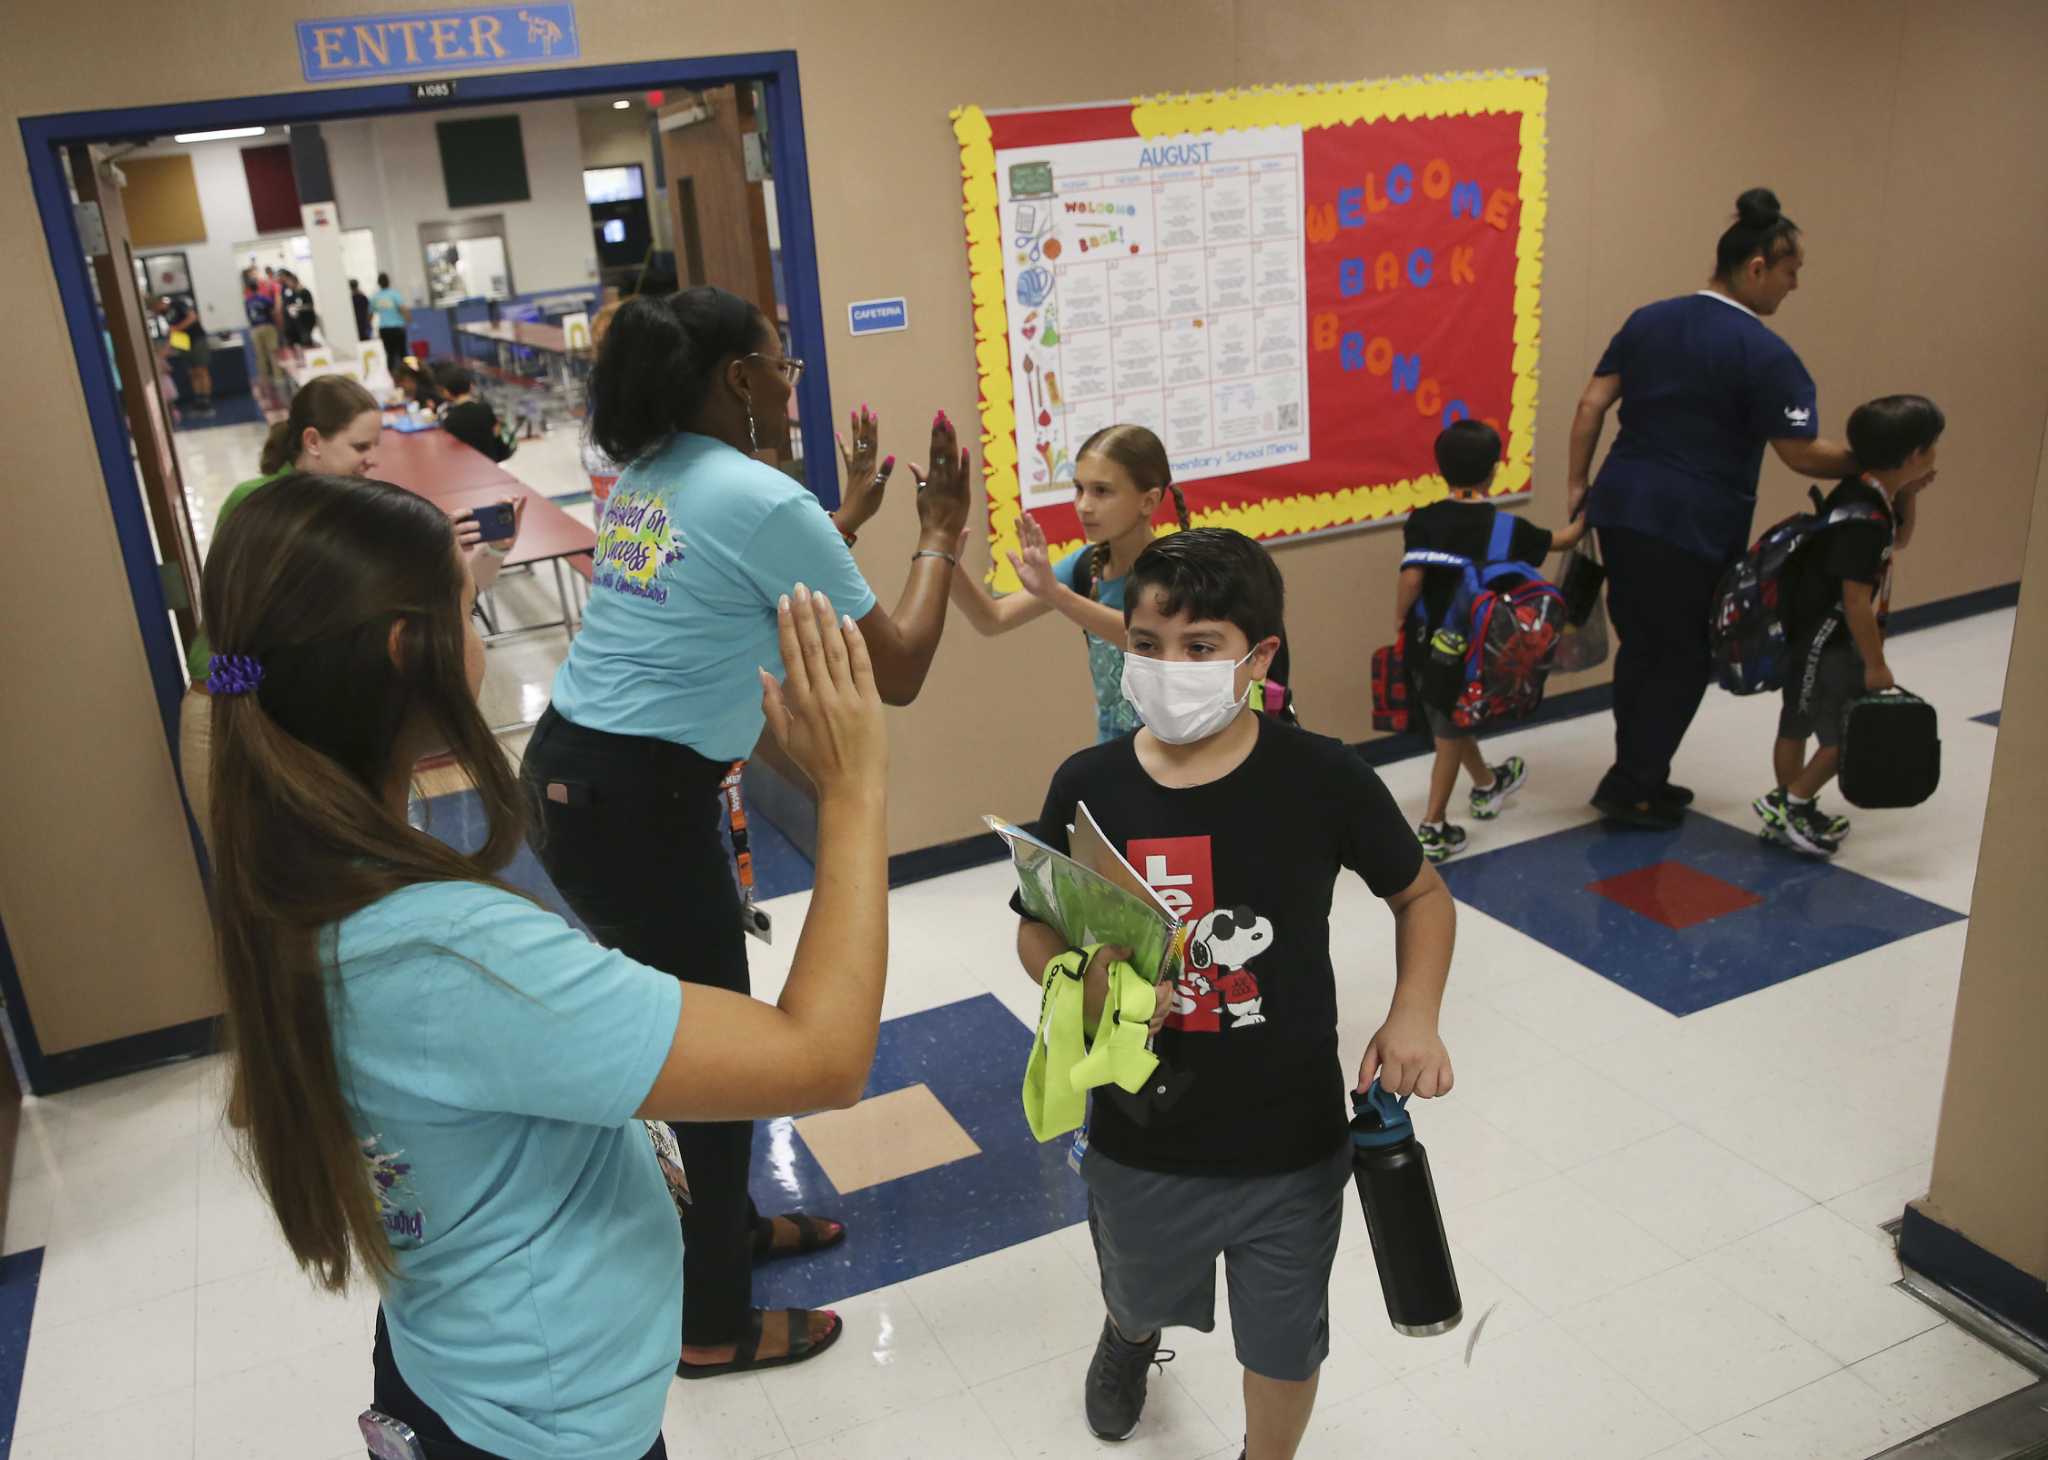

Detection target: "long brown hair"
[1076, 423, 1191, 592]
[204, 475, 529, 1291]
[260, 375, 379, 475]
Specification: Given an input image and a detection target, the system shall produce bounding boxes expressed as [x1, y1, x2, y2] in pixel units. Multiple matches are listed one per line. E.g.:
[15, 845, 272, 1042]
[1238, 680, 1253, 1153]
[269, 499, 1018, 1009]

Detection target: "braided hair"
[1075, 424, 1189, 597]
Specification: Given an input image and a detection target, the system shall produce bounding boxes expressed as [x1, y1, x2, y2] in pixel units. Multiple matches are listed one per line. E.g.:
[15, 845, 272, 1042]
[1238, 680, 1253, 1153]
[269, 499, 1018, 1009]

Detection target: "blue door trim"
[14, 49, 832, 1091]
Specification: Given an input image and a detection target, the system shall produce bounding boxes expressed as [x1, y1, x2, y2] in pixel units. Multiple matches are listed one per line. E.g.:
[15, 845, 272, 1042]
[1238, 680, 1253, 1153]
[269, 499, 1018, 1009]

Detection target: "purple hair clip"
[208, 654, 265, 697]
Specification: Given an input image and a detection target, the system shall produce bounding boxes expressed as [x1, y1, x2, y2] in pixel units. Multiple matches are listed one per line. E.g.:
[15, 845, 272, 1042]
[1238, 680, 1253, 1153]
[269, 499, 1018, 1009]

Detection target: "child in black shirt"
[436, 364, 516, 463]
[1014, 528, 1455, 1460]
[1755, 394, 1943, 856]
[1396, 421, 1585, 862]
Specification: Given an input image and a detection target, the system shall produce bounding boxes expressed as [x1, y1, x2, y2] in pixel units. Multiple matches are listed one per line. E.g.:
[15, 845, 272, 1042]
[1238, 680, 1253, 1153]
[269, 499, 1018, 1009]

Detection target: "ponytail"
[203, 476, 532, 1291]
[1166, 481, 1191, 532]
[261, 375, 378, 475]
[1714, 187, 1800, 282]
[587, 286, 766, 464]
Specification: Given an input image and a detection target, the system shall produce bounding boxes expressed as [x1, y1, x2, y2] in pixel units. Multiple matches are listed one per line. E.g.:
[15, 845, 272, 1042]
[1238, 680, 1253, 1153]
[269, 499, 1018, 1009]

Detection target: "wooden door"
[70, 144, 206, 657]
[660, 86, 778, 320]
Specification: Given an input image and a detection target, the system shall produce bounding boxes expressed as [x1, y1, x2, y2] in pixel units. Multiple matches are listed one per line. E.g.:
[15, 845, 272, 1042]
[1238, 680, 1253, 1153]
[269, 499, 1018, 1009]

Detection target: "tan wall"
[4, 0, 2046, 1059]
[1915, 423, 2048, 1282]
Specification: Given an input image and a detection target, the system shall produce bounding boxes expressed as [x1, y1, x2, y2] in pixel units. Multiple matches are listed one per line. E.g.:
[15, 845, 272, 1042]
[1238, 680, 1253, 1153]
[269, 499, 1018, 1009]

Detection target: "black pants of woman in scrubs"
[521, 705, 762, 1349]
[1598, 525, 1730, 805]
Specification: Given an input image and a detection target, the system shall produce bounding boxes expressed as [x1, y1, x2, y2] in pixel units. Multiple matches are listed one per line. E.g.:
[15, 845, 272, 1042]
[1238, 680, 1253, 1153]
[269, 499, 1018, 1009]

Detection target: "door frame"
[12, 50, 837, 1093]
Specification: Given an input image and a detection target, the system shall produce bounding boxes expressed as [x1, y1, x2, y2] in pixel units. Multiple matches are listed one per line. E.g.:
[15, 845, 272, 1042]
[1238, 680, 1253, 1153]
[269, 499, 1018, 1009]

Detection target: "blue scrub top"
[1586, 291, 1819, 563]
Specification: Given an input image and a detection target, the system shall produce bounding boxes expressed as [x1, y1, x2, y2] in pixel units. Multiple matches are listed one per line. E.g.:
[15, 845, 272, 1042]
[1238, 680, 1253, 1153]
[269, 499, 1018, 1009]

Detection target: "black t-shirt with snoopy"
[1016, 715, 1423, 1176]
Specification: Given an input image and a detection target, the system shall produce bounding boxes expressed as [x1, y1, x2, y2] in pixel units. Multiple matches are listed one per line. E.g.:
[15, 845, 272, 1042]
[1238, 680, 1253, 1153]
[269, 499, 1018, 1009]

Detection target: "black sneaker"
[1416, 821, 1470, 864]
[1084, 1317, 1173, 1442]
[1780, 798, 1842, 858]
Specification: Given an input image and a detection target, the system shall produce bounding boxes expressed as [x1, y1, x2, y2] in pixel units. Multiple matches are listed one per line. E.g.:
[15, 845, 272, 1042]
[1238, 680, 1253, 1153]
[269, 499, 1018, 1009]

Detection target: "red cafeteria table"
[372, 428, 596, 640]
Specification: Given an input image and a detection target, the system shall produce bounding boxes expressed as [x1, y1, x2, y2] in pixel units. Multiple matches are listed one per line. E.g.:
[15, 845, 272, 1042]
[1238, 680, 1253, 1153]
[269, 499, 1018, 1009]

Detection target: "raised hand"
[1006, 511, 1058, 600]
[835, 404, 890, 534]
[759, 584, 886, 795]
[908, 411, 972, 542]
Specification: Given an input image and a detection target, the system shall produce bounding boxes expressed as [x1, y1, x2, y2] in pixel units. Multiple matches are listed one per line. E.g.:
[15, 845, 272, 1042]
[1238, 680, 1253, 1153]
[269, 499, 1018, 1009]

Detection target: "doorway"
[11, 51, 836, 1094]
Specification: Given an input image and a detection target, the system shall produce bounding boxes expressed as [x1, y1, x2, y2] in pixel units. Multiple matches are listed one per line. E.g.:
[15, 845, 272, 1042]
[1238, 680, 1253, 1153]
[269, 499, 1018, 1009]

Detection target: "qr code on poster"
[1276, 402, 1301, 430]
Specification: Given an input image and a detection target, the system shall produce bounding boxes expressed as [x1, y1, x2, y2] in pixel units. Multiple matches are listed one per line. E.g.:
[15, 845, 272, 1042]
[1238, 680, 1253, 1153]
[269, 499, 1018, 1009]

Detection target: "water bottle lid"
[1350, 1079, 1414, 1148]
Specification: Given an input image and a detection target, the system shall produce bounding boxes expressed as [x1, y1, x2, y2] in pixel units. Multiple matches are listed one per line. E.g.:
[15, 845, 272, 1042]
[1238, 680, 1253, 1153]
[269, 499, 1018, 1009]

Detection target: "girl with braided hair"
[951, 424, 1191, 742]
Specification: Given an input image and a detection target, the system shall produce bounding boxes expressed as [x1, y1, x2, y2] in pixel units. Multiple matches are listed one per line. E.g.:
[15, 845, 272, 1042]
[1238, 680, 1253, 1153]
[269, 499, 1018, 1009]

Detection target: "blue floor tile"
[0, 1248, 45, 1456]
[1438, 812, 1967, 1015]
[1973, 709, 2001, 727]
[752, 995, 1086, 1311]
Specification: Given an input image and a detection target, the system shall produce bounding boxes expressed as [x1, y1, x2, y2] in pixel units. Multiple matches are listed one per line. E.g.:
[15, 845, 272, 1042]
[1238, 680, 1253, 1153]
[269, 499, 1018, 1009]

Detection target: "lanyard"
[719, 761, 756, 907]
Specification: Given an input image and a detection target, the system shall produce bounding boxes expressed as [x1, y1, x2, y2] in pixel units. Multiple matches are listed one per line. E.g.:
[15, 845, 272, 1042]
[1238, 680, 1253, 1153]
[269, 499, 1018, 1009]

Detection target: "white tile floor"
[82, 426, 2035, 1456]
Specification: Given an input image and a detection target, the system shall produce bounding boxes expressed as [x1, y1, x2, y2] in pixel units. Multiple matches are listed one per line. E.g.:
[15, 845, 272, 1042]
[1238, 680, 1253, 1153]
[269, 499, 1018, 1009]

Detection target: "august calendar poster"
[996, 127, 1312, 504]
[953, 72, 1549, 590]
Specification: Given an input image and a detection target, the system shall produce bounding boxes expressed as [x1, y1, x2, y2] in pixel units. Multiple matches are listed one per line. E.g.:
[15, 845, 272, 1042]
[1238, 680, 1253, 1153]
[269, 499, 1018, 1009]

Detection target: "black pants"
[380, 325, 409, 374]
[521, 705, 763, 1347]
[372, 1311, 667, 1459]
[1598, 525, 1731, 804]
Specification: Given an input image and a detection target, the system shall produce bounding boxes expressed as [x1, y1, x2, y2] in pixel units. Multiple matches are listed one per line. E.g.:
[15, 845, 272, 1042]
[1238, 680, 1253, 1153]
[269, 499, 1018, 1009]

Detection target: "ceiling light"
[173, 126, 266, 143]
[612, 99, 630, 110]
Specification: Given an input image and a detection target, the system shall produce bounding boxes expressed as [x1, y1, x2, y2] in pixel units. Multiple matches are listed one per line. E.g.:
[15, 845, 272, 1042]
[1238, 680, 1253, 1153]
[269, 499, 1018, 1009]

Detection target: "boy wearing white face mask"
[1012, 529, 1457, 1460]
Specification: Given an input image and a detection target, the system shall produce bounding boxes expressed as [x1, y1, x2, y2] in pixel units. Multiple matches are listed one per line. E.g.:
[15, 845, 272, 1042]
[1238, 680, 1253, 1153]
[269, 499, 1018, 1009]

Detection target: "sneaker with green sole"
[1469, 756, 1528, 820]
[1417, 821, 1469, 864]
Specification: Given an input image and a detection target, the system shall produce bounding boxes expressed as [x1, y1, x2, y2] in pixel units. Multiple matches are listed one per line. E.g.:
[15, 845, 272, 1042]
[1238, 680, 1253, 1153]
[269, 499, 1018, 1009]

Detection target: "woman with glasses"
[523, 285, 972, 1378]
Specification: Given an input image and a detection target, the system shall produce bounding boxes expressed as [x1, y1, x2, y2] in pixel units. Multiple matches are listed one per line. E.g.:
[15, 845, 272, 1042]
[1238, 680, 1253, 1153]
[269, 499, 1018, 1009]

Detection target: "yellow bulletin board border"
[951, 70, 1548, 592]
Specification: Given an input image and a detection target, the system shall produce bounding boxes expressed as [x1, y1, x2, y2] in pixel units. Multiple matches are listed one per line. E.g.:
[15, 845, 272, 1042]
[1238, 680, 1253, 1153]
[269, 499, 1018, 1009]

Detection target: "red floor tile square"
[1587, 860, 1764, 931]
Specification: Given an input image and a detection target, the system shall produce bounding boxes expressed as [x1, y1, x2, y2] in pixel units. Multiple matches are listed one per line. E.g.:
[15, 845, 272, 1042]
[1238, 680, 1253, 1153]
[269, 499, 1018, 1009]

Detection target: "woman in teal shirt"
[524, 286, 972, 1377]
[203, 476, 893, 1457]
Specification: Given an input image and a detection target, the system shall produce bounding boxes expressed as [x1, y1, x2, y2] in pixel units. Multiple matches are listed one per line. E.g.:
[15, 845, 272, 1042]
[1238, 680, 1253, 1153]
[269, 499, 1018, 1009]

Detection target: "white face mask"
[1121, 650, 1253, 745]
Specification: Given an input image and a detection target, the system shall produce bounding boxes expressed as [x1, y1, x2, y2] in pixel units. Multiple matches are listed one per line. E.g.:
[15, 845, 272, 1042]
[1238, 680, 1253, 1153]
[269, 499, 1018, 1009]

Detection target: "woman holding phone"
[523, 285, 971, 1376]
[203, 476, 888, 1457]
[177, 375, 521, 836]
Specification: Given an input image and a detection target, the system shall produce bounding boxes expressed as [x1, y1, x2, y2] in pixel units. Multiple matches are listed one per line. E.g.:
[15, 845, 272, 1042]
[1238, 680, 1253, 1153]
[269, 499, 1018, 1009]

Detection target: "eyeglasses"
[745, 352, 806, 386]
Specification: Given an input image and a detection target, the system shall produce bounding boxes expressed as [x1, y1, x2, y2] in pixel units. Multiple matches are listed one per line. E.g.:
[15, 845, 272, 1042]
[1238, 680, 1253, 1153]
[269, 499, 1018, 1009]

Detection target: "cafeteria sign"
[298, 5, 580, 82]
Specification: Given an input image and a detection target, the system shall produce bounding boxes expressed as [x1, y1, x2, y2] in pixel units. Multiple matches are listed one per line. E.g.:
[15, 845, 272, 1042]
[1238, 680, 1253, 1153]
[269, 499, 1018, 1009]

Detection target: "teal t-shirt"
[329, 882, 684, 1460]
[1053, 547, 1141, 743]
[371, 288, 407, 329]
[553, 433, 878, 760]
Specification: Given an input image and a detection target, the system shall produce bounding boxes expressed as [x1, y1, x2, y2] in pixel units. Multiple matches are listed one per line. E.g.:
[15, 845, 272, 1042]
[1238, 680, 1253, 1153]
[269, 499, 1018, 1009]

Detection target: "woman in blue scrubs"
[1567, 189, 1857, 826]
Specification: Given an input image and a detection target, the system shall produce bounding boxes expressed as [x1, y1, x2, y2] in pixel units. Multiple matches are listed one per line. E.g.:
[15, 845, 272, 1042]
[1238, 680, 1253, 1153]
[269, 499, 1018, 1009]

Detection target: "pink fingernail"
[881, 454, 896, 469]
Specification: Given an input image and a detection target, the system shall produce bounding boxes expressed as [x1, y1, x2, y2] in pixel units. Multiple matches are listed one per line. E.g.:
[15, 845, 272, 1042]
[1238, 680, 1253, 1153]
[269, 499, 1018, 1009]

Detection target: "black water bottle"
[1350, 1080, 1461, 1336]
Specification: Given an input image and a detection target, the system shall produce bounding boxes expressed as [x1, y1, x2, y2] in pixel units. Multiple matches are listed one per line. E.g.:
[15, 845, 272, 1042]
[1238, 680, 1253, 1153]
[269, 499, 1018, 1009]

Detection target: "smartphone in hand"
[470, 501, 518, 544]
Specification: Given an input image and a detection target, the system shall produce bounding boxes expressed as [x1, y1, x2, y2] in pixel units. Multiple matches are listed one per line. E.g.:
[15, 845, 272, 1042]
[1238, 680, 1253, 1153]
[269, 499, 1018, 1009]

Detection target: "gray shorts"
[1081, 1140, 1351, 1382]
[1779, 634, 1863, 748]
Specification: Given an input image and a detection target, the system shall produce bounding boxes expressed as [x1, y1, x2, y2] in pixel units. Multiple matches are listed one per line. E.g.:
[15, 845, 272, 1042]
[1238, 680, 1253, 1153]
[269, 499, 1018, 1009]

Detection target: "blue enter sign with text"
[848, 298, 910, 336]
[298, 5, 580, 82]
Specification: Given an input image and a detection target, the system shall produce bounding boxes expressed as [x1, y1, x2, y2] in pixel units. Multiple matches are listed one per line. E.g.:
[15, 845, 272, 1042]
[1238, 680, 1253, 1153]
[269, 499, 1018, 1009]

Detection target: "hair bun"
[1735, 188, 1782, 228]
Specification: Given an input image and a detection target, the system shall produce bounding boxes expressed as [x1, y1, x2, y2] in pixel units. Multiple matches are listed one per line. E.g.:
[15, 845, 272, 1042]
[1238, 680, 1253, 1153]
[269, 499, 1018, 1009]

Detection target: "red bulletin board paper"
[952, 74, 1549, 592]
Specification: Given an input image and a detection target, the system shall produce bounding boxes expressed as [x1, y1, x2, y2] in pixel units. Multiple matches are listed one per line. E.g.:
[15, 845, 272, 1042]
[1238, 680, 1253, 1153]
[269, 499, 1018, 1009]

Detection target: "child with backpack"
[950, 424, 1192, 742]
[1396, 420, 1585, 862]
[1752, 395, 1943, 855]
[1013, 527, 1455, 1460]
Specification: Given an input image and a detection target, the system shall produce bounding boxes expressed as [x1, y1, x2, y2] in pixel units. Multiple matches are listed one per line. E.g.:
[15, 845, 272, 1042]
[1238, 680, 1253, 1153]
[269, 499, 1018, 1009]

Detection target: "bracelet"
[913, 548, 959, 567]
[833, 515, 857, 547]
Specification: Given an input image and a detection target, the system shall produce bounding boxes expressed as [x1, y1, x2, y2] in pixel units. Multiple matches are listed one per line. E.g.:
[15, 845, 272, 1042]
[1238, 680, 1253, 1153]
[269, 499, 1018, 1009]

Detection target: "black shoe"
[1591, 791, 1683, 829]
[1084, 1317, 1173, 1442]
[1655, 782, 1695, 808]
[1780, 798, 1842, 858]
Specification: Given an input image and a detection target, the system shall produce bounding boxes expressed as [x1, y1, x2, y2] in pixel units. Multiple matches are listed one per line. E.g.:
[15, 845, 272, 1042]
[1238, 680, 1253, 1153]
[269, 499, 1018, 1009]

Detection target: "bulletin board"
[952, 71, 1548, 591]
